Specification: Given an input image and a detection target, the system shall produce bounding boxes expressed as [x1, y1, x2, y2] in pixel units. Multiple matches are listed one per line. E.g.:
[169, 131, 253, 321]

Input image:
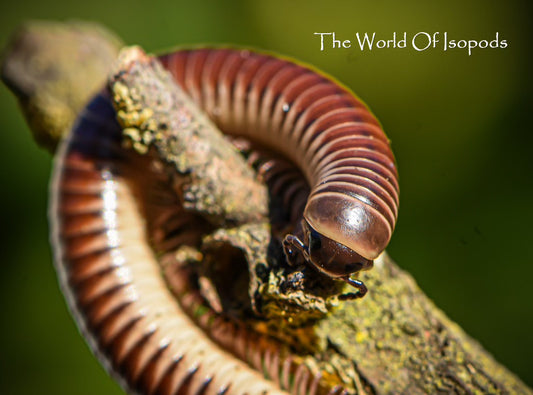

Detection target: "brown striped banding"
[158, 49, 399, 295]
[50, 48, 398, 394]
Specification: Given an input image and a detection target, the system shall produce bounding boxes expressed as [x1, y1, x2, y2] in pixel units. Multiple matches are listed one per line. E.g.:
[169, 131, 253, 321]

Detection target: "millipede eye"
[309, 230, 322, 251]
[306, 221, 325, 240]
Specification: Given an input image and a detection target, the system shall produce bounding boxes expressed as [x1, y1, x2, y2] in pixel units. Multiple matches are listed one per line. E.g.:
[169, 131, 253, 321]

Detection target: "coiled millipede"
[50, 48, 399, 394]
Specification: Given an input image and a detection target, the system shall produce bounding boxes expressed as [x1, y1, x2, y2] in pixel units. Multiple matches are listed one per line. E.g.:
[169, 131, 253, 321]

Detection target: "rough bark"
[2, 21, 531, 395]
[108, 47, 268, 227]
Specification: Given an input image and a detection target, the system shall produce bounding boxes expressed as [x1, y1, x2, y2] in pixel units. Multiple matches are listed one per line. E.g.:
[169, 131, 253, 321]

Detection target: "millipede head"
[302, 218, 373, 278]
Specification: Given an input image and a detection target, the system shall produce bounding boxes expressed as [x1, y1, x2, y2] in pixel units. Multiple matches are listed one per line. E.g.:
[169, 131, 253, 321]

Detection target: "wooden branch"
[108, 46, 268, 227]
[1, 20, 123, 151]
[2, 21, 531, 395]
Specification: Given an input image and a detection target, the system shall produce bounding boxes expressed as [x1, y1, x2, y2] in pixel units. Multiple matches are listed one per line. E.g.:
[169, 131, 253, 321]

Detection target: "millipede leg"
[339, 277, 368, 300]
[282, 234, 309, 266]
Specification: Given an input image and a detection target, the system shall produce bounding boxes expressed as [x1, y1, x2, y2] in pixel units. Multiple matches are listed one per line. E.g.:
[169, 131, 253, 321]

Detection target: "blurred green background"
[1, 0, 531, 393]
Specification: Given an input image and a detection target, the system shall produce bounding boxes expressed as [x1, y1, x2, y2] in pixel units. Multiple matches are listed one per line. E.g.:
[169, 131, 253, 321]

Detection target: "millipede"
[50, 48, 399, 394]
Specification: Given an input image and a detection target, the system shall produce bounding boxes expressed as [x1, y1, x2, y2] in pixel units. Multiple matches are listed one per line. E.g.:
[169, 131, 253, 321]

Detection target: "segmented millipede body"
[50, 49, 399, 394]
[159, 49, 399, 295]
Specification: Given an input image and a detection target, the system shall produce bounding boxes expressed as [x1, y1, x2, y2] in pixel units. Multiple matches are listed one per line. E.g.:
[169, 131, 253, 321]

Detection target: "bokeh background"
[1, 1, 531, 393]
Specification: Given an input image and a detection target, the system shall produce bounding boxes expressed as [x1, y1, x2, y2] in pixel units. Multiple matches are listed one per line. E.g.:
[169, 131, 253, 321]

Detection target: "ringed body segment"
[50, 48, 399, 394]
[159, 49, 399, 291]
